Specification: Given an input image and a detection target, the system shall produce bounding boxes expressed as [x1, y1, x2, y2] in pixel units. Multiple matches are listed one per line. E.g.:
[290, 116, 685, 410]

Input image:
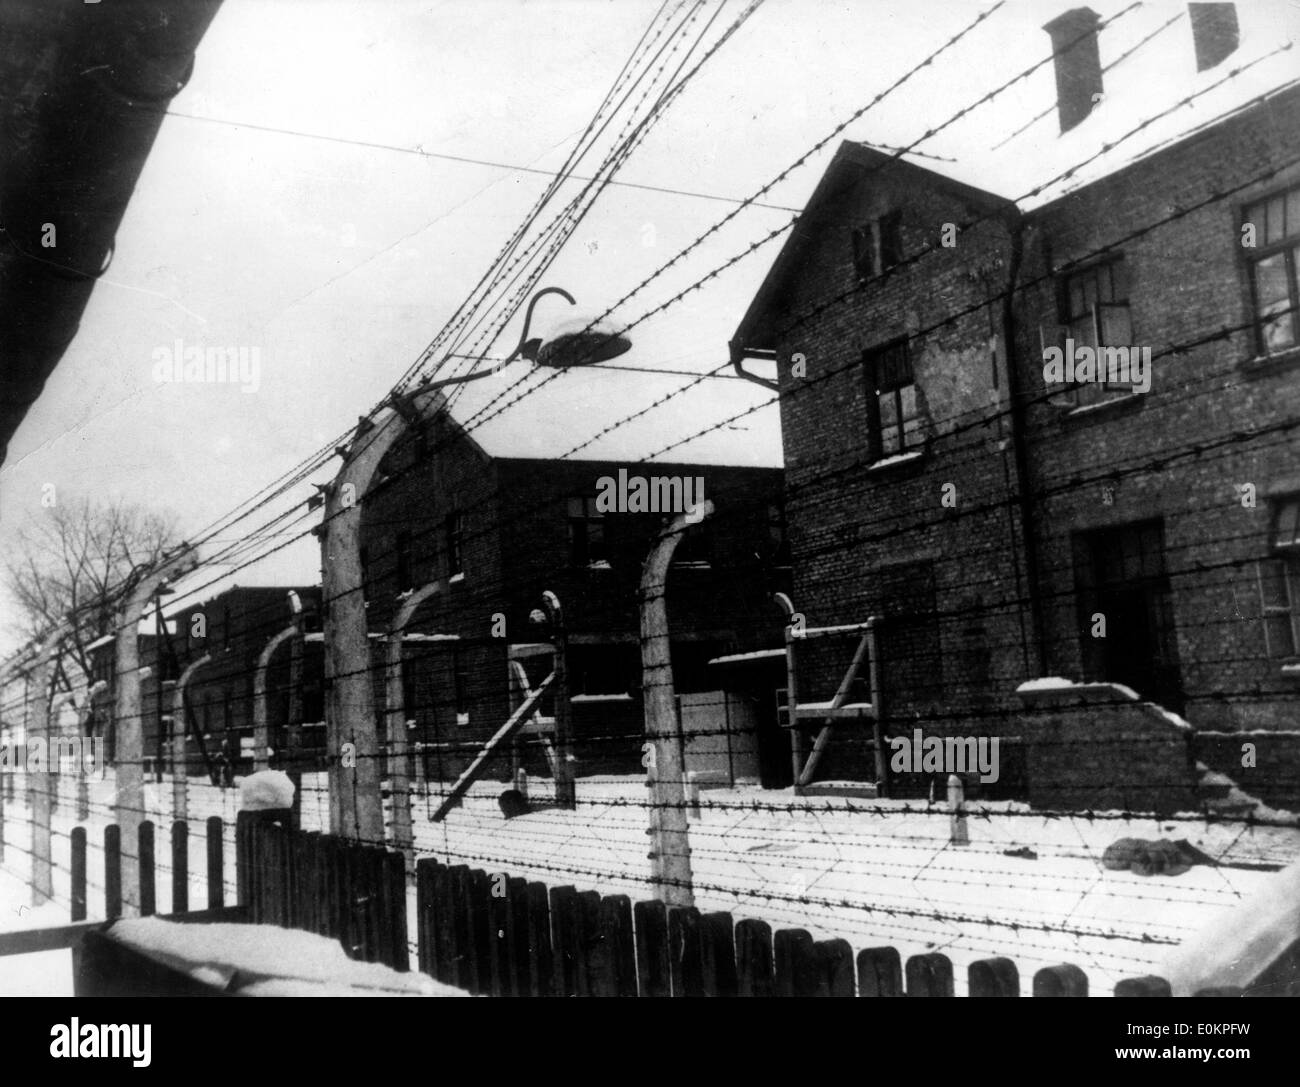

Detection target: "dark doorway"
[1073, 519, 1184, 711]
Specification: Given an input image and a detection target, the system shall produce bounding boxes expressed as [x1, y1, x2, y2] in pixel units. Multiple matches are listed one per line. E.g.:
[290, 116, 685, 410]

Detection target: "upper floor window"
[444, 513, 464, 578]
[1056, 259, 1133, 407]
[1259, 495, 1300, 659]
[864, 339, 920, 460]
[852, 211, 902, 280]
[1244, 186, 1300, 355]
[568, 496, 608, 567]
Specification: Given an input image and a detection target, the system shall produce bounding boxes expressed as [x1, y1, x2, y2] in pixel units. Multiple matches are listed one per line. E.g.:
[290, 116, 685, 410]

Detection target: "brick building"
[729, 6, 1300, 804]
[355, 394, 790, 785]
[168, 585, 324, 780]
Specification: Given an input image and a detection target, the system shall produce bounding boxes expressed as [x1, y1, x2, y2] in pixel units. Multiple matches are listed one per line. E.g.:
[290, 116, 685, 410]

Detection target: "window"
[222, 604, 233, 651]
[568, 496, 608, 567]
[572, 644, 636, 696]
[852, 211, 902, 279]
[1259, 496, 1300, 658]
[1073, 519, 1184, 710]
[444, 513, 464, 578]
[864, 339, 921, 459]
[1244, 186, 1300, 355]
[394, 530, 412, 592]
[1056, 260, 1134, 406]
[359, 546, 370, 597]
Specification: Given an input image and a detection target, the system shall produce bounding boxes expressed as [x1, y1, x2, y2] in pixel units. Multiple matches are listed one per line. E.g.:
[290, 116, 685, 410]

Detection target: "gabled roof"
[731, 141, 1018, 355]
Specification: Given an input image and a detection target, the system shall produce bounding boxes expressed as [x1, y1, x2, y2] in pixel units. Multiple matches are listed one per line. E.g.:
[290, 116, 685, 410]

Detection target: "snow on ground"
[411, 775, 1300, 997]
[0, 813, 74, 997]
[5, 769, 1300, 997]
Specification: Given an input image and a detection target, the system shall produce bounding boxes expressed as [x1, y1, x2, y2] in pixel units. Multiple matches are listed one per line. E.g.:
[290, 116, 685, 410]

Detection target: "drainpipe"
[1001, 215, 1048, 677]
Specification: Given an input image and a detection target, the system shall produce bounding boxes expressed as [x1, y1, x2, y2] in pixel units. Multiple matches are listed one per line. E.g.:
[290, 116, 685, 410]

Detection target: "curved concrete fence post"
[254, 624, 300, 773]
[319, 387, 446, 841]
[638, 500, 713, 907]
[30, 620, 71, 905]
[79, 680, 108, 821]
[385, 581, 443, 862]
[172, 653, 210, 823]
[114, 546, 197, 915]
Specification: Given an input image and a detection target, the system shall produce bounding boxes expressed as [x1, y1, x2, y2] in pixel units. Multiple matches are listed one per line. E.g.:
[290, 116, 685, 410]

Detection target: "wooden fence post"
[700, 912, 738, 997]
[634, 899, 671, 997]
[857, 946, 903, 997]
[773, 929, 818, 997]
[505, 877, 531, 997]
[434, 863, 462, 988]
[448, 865, 476, 992]
[969, 957, 1020, 997]
[206, 815, 223, 909]
[596, 894, 638, 997]
[1115, 976, 1172, 997]
[1033, 964, 1088, 997]
[416, 858, 438, 977]
[814, 938, 855, 996]
[70, 826, 87, 922]
[735, 918, 774, 997]
[139, 820, 156, 917]
[668, 906, 705, 997]
[487, 873, 511, 997]
[171, 821, 188, 915]
[524, 881, 554, 997]
[549, 885, 581, 997]
[905, 952, 955, 997]
[104, 824, 121, 920]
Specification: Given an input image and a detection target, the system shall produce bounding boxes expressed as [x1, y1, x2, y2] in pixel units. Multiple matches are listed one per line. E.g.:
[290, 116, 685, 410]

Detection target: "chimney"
[1043, 7, 1104, 133]
[1189, 3, 1239, 71]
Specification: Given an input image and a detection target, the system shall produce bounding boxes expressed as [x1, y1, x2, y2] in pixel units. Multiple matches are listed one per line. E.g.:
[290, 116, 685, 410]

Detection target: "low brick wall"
[1016, 686, 1199, 815]
[1193, 731, 1300, 813]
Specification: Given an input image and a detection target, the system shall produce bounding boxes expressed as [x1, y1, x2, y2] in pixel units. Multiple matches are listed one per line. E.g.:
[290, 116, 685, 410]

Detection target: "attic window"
[852, 212, 903, 280]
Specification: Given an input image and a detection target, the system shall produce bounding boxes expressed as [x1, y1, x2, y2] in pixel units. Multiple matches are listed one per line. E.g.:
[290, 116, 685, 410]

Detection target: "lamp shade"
[534, 318, 632, 367]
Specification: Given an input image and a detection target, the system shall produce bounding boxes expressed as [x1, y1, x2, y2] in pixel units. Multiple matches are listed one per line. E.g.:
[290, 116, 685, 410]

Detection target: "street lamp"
[321, 286, 628, 840]
[435, 286, 631, 387]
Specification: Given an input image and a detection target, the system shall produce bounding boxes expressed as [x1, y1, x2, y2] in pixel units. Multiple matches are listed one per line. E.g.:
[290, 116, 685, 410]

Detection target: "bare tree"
[3, 497, 180, 690]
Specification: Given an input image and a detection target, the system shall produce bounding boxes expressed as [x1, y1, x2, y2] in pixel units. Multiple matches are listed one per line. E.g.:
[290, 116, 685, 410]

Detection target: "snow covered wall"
[1162, 857, 1300, 996]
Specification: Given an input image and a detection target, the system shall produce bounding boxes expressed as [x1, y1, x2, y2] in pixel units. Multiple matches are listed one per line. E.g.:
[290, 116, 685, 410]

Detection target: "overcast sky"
[2, 0, 1296, 656]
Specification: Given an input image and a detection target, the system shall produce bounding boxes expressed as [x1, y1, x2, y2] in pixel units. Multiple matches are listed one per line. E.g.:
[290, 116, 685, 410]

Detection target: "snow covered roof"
[734, 2, 1298, 354]
[943, 2, 1298, 213]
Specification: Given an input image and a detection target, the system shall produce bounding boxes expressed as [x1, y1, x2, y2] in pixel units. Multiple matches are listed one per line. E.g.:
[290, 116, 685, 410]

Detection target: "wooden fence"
[68, 815, 228, 922]
[235, 811, 409, 972]
[412, 859, 1260, 997]
[53, 816, 1267, 996]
